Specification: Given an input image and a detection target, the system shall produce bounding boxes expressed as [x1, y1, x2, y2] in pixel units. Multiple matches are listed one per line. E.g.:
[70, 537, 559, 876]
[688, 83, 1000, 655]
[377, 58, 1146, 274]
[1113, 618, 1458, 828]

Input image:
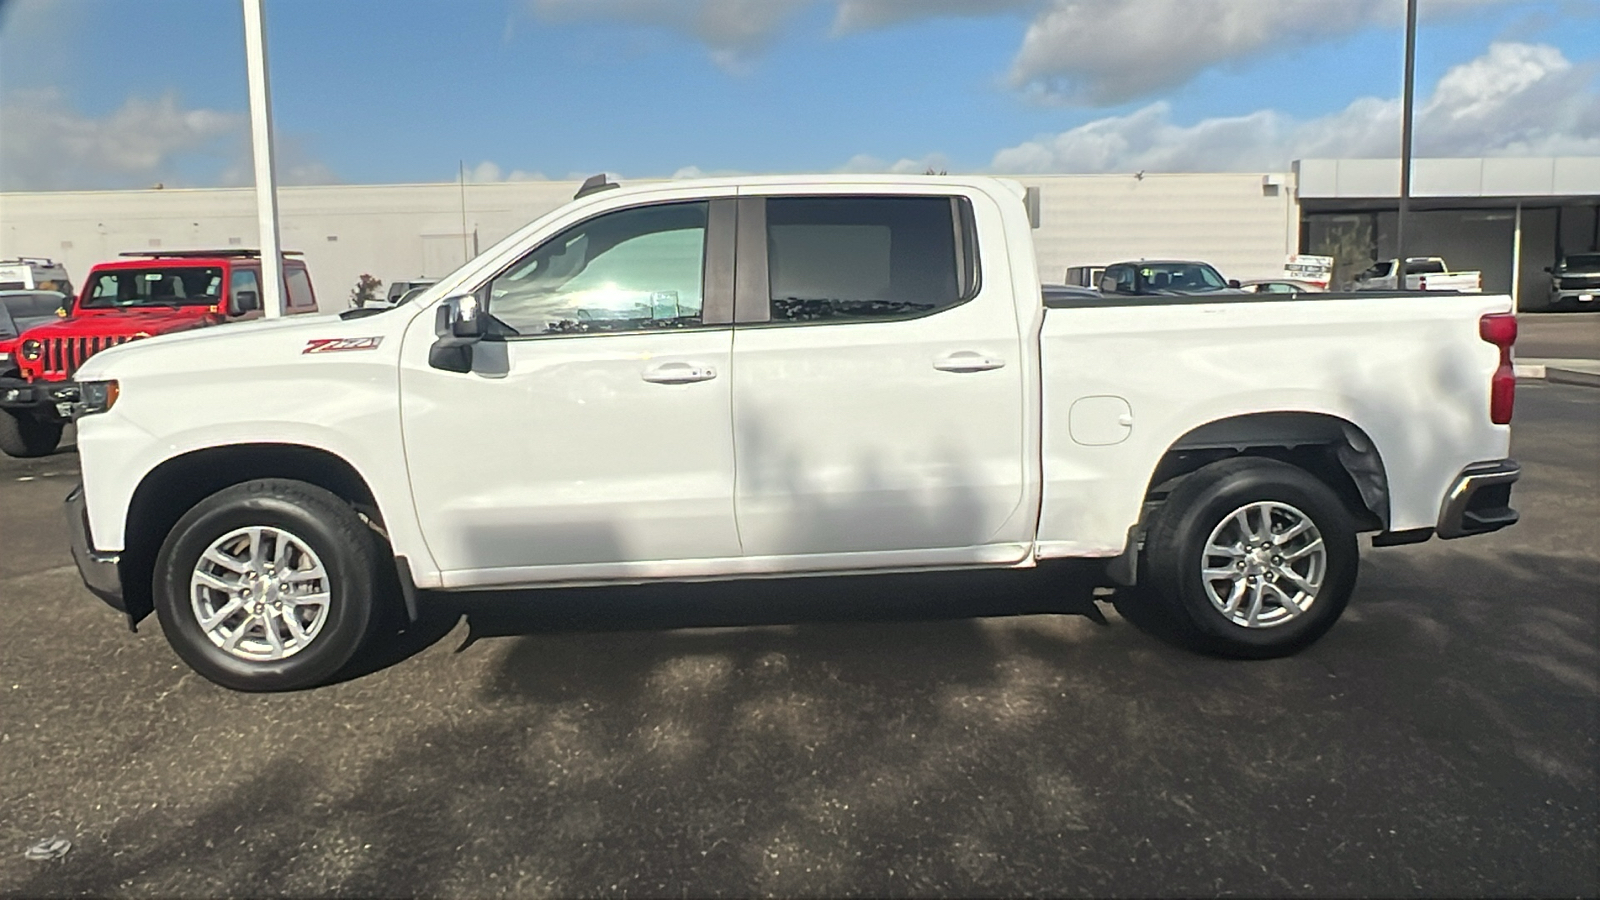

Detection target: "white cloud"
[991, 42, 1600, 173]
[462, 160, 548, 182]
[1008, 0, 1524, 105]
[836, 151, 953, 174]
[669, 165, 752, 178]
[522, 0, 1538, 103]
[0, 89, 241, 190]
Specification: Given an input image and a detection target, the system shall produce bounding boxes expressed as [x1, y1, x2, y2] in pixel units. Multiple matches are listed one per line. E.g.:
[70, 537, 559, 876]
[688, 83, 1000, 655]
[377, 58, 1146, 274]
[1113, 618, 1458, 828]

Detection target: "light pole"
[242, 0, 285, 318]
[1396, 0, 1418, 289]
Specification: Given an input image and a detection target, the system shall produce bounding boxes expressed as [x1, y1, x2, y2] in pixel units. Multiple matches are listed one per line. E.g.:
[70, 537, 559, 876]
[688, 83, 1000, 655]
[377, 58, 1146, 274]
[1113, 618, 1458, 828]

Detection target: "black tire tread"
[0, 410, 62, 458]
[153, 478, 380, 691]
[1137, 456, 1358, 659]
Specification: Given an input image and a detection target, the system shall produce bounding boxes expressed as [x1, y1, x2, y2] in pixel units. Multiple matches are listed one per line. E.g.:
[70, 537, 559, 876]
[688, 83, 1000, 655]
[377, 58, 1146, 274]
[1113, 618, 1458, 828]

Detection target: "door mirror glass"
[429, 294, 485, 373]
[436, 294, 486, 339]
[229, 290, 260, 316]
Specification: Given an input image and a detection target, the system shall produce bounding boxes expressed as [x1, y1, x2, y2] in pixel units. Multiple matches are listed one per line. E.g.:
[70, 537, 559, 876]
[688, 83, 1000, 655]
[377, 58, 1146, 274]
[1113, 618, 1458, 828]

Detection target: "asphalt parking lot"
[1, 382, 1595, 898]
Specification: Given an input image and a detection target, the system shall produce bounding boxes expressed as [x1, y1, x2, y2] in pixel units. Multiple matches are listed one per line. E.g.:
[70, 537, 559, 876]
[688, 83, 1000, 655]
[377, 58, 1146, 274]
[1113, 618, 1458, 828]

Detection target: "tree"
[350, 273, 383, 308]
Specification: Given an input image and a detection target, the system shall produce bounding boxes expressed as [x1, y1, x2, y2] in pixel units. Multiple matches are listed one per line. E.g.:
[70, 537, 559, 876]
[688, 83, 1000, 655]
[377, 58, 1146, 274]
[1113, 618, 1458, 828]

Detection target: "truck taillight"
[1480, 313, 1516, 425]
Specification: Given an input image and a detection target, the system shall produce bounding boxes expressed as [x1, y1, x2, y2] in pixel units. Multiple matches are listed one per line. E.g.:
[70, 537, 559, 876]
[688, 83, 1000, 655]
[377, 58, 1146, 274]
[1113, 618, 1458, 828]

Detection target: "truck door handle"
[641, 361, 718, 384]
[933, 351, 1006, 373]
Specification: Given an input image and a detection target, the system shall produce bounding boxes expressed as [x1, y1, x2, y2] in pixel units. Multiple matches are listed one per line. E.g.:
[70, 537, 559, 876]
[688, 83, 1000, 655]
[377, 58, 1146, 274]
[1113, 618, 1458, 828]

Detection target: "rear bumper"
[1549, 289, 1600, 308]
[1437, 460, 1521, 540]
[0, 376, 79, 421]
[65, 482, 125, 612]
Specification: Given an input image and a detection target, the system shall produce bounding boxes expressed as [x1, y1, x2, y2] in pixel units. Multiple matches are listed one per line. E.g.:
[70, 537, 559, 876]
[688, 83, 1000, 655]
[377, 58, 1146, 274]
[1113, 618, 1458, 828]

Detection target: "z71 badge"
[303, 337, 383, 354]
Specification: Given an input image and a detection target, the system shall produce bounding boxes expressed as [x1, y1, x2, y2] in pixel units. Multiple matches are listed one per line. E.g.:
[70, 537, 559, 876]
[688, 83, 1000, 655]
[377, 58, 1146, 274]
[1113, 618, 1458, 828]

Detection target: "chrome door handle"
[933, 351, 1006, 373]
[641, 361, 718, 384]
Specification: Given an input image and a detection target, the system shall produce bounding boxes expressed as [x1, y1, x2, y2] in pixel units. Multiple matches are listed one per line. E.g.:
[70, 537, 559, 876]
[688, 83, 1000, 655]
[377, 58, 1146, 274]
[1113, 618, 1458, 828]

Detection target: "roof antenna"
[574, 173, 621, 199]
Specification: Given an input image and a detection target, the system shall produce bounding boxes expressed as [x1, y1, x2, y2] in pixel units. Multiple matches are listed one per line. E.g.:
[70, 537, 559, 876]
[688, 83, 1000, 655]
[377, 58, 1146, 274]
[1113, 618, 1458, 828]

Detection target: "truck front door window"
[231, 269, 259, 305]
[487, 202, 709, 336]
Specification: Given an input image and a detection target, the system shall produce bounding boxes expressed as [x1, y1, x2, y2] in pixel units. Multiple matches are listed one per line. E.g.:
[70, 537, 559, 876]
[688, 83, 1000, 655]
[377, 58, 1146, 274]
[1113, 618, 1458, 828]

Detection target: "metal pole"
[459, 160, 470, 264]
[1396, 0, 1418, 290]
[242, 0, 284, 318]
[1511, 203, 1523, 313]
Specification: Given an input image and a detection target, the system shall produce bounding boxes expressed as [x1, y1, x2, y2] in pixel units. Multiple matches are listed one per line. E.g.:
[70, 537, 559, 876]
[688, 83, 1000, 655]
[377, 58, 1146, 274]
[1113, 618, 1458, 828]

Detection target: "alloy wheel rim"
[1200, 501, 1326, 629]
[190, 526, 331, 661]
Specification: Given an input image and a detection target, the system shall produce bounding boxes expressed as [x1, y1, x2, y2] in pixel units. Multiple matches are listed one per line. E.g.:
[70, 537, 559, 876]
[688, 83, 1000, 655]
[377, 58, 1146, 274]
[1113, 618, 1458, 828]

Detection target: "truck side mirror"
[228, 290, 260, 316]
[1543, 266, 1552, 273]
[1227, 279, 1242, 289]
[429, 294, 486, 373]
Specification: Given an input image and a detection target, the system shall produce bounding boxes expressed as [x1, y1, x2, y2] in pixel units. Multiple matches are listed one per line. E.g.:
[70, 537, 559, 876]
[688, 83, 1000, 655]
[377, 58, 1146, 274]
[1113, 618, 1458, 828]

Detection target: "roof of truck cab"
[572, 173, 1029, 202]
[90, 255, 308, 270]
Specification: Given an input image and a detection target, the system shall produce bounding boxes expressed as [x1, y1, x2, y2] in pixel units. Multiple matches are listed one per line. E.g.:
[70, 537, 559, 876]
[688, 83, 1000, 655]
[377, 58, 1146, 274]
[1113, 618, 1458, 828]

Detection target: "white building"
[2, 160, 1594, 309]
[0, 172, 1300, 306]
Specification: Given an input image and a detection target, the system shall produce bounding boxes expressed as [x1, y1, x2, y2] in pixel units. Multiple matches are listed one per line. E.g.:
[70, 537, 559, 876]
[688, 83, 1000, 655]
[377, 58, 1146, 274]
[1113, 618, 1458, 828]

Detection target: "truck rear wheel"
[1137, 457, 1358, 658]
[0, 410, 63, 458]
[152, 479, 380, 692]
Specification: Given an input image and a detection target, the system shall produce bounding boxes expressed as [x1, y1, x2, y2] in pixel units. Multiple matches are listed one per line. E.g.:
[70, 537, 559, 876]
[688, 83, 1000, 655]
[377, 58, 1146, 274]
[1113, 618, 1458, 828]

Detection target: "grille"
[1557, 274, 1600, 290]
[40, 335, 136, 379]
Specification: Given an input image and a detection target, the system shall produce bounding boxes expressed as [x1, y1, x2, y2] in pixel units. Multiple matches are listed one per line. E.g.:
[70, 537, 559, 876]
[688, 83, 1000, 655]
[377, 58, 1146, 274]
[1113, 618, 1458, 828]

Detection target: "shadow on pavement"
[14, 543, 1595, 898]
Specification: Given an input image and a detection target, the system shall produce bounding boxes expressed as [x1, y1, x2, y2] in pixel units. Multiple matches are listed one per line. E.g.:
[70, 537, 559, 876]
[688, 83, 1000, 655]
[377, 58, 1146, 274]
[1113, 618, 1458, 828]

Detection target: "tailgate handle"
[641, 361, 718, 384]
[933, 351, 1005, 373]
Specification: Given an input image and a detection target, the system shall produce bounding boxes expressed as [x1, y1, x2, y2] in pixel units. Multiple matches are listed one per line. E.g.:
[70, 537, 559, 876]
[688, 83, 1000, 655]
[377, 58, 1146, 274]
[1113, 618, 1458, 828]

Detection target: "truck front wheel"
[1137, 458, 1359, 658]
[152, 479, 380, 691]
[0, 410, 63, 458]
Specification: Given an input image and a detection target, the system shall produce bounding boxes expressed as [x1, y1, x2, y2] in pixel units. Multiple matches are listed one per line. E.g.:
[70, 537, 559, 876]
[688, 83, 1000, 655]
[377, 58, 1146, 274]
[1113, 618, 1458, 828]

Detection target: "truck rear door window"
[764, 196, 977, 323]
[285, 267, 316, 310]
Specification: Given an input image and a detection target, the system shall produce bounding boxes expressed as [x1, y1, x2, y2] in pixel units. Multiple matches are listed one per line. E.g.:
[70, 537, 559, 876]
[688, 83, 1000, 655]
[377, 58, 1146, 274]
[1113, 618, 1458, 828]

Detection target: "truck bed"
[1033, 290, 1514, 557]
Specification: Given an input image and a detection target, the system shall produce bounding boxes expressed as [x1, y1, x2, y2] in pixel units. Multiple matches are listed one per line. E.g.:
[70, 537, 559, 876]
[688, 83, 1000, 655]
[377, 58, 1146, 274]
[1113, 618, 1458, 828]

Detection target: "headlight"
[77, 380, 119, 417]
[20, 339, 43, 361]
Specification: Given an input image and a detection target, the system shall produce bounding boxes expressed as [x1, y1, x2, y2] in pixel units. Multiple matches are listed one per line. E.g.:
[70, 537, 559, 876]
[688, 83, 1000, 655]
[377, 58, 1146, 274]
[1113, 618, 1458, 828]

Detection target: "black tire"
[0, 410, 62, 458]
[153, 479, 380, 692]
[1137, 457, 1358, 659]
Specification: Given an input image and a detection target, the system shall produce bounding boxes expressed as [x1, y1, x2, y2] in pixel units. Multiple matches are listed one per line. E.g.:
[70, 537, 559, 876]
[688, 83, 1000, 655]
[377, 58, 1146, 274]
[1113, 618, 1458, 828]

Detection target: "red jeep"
[0, 250, 318, 457]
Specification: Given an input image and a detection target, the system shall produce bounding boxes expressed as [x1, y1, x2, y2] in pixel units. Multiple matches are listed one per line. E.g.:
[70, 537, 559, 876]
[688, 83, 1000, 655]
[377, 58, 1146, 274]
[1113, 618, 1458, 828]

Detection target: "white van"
[0, 258, 74, 297]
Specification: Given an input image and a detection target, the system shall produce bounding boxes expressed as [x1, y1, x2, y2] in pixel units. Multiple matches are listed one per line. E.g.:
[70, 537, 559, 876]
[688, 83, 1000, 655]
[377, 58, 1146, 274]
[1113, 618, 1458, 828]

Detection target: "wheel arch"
[1153, 412, 1389, 528]
[119, 443, 384, 626]
[1108, 412, 1388, 586]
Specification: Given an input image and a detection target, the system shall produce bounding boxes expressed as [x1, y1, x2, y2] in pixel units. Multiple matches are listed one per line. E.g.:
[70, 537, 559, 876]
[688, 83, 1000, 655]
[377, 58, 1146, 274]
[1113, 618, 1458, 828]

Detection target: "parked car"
[1355, 257, 1482, 293]
[1041, 284, 1103, 305]
[383, 280, 437, 306]
[62, 175, 1520, 691]
[1064, 265, 1105, 288]
[1097, 260, 1244, 296]
[0, 290, 70, 377]
[1240, 279, 1327, 294]
[0, 257, 74, 297]
[0, 250, 318, 458]
[1544, 252, 1600, 310]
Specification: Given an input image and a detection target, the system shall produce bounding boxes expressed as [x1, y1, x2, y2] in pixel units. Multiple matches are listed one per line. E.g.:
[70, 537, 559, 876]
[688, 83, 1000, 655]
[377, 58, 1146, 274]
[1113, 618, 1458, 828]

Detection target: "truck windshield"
[1138, 263, 1228, 292]
[81, 267, 223, 309]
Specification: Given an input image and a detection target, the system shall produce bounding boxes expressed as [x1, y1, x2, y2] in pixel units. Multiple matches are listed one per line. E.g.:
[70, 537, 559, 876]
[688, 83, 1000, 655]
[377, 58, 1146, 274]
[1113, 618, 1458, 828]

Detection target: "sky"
[0, 0, 1596, 191]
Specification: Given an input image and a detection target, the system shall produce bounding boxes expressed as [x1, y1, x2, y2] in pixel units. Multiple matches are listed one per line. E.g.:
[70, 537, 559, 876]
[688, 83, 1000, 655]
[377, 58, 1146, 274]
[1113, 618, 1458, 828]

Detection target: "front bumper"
[65, 482, 125, 612]
[1437, 460, 1521, 540]
[0, 376, 80, 421]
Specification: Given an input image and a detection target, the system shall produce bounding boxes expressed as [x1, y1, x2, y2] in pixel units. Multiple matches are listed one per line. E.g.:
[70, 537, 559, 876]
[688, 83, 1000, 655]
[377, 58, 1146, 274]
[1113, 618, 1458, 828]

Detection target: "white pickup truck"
[1355, 257, 1483, 293]
[63, 176, 1523, 691]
